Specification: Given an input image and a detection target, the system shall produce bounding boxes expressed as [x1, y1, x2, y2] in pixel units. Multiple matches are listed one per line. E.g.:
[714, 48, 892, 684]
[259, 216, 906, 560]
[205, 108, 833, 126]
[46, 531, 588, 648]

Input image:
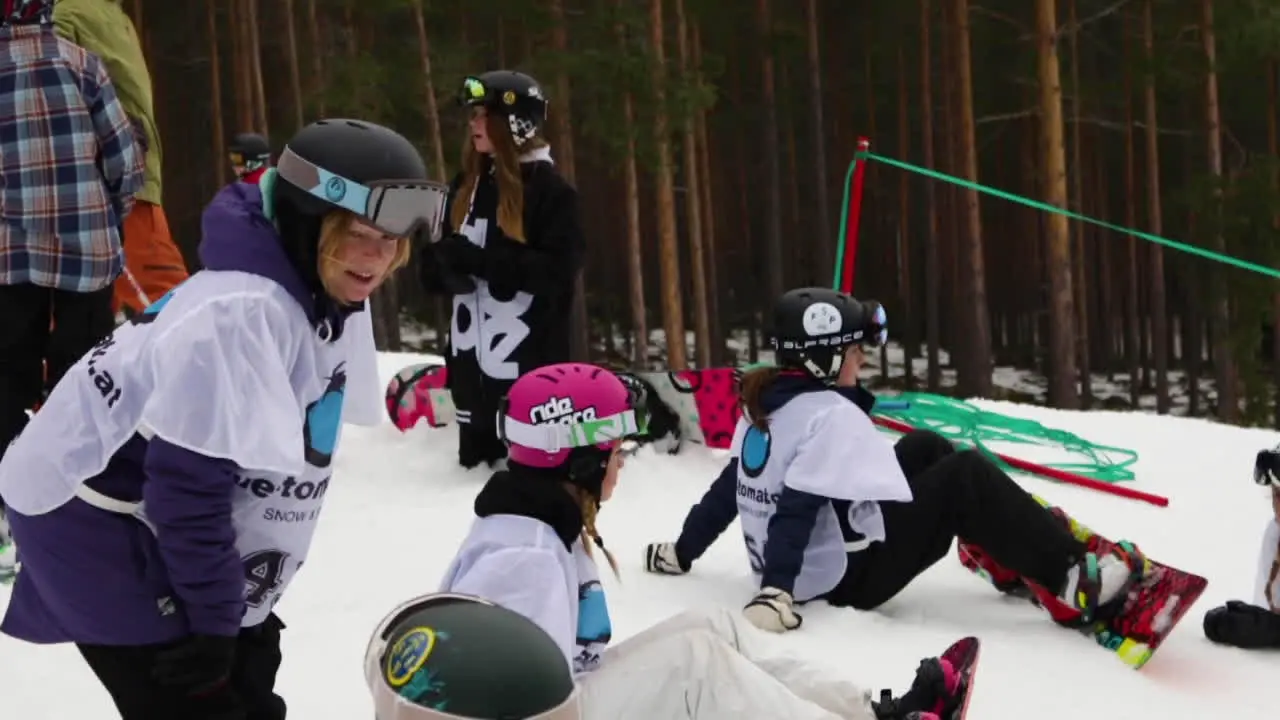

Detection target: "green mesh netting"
[873, 392, 1138, 483]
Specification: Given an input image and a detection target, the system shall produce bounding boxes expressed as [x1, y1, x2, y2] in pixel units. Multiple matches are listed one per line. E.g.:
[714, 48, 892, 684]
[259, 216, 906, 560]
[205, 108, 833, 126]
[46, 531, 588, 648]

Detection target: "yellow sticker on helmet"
[385, 626, 437, 687]
[503, 90, 516, 105]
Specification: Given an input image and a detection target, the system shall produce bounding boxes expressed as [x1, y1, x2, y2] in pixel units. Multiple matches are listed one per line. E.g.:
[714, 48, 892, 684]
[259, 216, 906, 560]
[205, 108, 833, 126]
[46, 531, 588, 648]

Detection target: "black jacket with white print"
[421, 146, 585, 431]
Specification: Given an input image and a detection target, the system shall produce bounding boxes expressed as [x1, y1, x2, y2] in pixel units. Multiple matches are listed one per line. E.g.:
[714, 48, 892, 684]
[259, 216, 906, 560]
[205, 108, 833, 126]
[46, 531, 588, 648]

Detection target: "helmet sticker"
[502, 90, 517, 105]
[323, 176, 347, 202]
[385, 626, 438, 687]
[801, 301, 843, 337]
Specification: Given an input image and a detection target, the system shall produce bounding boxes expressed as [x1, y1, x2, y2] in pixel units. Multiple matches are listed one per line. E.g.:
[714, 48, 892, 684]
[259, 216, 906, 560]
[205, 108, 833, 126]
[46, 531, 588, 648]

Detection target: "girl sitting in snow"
[643, 287, 1148, 636]
[421, 362, 966, 720]
[1202, 446, 1280, 649]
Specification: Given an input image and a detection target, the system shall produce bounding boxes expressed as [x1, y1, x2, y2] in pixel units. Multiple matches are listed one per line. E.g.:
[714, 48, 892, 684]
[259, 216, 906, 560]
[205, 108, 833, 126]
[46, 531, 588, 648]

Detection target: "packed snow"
[0, 350, 1273, 718]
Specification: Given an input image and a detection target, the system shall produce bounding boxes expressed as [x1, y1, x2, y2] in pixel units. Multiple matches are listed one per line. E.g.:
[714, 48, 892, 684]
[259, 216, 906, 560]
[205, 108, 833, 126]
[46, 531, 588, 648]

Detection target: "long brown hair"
[449, 110, 549, 243]
[564, 483, 620, 579]
[739, 366, 782, 431]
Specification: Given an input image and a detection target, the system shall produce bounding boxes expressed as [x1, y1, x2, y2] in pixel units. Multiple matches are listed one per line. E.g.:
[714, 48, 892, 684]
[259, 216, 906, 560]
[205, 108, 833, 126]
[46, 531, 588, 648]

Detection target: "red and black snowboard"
[957, 495, 1206, 670]
[941, 636, 980, 720]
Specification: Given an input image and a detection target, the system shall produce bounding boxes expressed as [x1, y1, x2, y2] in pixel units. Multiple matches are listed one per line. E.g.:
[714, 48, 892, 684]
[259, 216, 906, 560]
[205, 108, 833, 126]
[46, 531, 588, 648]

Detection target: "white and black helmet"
[769, 287, 887, 383]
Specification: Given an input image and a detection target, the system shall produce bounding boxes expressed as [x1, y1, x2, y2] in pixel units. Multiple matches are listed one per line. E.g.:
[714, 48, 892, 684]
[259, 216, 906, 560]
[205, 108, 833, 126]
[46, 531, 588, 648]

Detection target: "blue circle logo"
[323, 176, 346, 202]
[741, 425, 771, 478]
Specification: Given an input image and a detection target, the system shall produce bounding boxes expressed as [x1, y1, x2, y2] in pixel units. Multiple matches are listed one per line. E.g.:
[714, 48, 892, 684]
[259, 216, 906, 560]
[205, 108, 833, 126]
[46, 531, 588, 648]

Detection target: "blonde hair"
[564, 484, 620, 579]
[450, 112, 549, 244]
[316, 210, 411, 298]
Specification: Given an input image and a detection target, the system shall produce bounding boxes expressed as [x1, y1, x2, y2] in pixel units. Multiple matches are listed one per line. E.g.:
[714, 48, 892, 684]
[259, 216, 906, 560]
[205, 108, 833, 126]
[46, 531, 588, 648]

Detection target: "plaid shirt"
[0, 24, 144, 292]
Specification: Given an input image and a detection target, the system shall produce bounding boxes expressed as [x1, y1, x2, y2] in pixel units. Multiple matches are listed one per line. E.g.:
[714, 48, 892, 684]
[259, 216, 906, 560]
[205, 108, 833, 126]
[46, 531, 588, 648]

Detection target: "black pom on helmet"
[769, 287, 887, 383]
[366, 593, 579, 719]
[271, 118, 428, 298]
[457, 70, 548, 146]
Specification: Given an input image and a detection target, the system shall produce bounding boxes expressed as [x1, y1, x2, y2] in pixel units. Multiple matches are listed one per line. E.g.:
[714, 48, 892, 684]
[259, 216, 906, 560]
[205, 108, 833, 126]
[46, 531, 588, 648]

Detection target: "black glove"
[435, 232, 487, 278]
[1203, 600, 1280, 649]
[422, 241, 475, 294]
[152, 633, 238, 695]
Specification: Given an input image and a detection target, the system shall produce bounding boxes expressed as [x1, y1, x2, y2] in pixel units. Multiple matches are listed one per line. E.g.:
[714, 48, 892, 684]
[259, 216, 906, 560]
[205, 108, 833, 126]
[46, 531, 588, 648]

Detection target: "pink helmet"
[499, 363, 643, 469]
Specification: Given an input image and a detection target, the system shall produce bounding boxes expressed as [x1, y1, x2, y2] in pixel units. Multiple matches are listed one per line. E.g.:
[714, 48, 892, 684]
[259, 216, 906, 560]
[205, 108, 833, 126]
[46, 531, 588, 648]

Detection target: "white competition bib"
[0, 271, 382, 627]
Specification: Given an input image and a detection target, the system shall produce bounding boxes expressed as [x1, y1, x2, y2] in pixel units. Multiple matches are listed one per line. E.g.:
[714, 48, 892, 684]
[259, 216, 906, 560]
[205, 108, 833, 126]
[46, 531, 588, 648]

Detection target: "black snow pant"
[0, 283, 115, 511]
[458, 417, 509, 469]
[77, 614, 288, 720]
[826, 429, 1087, 610]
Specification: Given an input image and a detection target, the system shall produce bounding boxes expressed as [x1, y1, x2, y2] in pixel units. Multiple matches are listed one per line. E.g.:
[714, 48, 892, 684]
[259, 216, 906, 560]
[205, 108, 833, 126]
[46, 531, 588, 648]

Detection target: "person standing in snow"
[432, 362, 965, 720]
[0, 118, 447, 719]
[229, 131, 273, 184]
[52, 0, 191, 317]
[420, 70, 585, 471]
[644, 287, 1148, 638]
[0, 0, 144, 523]
[1202, 445, 1280, 649]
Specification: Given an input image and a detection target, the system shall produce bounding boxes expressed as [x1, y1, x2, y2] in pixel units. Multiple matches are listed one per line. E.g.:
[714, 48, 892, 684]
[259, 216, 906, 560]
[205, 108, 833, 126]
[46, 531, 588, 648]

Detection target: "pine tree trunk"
[648, 0, 688, 369]
[896, 45, 916, 389]
[921, 0, 941, 392]
[674, 0, 710, 368]
[282, 0, 304, 131]
[305, 0, 326, 116]
[1142, 0, 1170, 413]
[1068, 0, 1091, 406]
[207, 1, 226, 187]
[758, 0, 785, 300]
[1036, 0, 1079, 408]
[617, 0, 648, 369]
[1201, 0, 1236, 422]
[803, 0, 833, 274]
[949, 0, 993, 397]
[692, 24, 723, 364]
[246, 0, 268, 136]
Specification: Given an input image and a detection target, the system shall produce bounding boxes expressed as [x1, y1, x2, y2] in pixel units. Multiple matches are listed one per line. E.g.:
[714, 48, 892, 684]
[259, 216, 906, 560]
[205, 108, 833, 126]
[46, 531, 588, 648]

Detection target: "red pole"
[839, 137, 872, 293]
[871, 415, 1170, 508]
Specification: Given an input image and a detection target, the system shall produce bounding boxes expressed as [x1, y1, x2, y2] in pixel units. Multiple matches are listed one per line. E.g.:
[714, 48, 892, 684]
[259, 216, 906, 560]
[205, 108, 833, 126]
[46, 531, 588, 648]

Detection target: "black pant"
[78, 615, 287, 720]
[828, 430, 1086, 610]
[0, 283, 114, 514]
[458, 419, 508, 469]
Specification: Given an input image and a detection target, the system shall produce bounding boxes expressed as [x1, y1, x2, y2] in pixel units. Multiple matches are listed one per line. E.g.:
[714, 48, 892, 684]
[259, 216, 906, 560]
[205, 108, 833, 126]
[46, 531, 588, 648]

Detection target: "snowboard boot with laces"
[871, 655, 961, 720]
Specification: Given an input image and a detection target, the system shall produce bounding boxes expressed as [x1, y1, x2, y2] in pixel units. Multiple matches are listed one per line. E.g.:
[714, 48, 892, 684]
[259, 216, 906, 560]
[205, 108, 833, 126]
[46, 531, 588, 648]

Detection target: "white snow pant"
[577, 607, 878, 720]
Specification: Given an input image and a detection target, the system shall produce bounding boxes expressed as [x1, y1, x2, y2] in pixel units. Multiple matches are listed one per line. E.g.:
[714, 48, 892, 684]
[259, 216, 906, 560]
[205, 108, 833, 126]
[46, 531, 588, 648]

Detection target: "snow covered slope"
[0, 351, 1273, 718]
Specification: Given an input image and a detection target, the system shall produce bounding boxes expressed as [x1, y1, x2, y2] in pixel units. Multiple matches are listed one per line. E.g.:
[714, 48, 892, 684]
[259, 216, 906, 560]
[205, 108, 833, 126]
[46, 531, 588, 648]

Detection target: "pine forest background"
[129, 0, 1280, 427]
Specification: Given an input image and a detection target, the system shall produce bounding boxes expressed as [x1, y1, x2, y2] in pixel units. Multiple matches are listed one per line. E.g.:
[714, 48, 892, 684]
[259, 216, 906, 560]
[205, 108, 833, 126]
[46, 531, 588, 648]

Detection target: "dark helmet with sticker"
[769, 287, 887, 383]
[457, 70, 548, 147]
[365, 593, 580, 719]
[229, 132, 272, 172]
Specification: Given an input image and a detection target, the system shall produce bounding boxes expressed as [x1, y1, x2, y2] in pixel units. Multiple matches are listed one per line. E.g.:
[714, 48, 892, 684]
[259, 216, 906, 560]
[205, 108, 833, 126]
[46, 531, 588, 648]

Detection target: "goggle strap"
[501, 410, 640, 453]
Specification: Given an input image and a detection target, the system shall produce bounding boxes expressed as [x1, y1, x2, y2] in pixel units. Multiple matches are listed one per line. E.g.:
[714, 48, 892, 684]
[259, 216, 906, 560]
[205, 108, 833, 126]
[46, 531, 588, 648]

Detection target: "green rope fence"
[873, 393, 1139, 482]
[832, 150, 1190, 484]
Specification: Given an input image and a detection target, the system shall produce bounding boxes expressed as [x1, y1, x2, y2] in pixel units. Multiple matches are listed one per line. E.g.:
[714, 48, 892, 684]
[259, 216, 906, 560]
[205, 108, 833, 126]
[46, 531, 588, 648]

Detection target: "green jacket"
[53, 0, 162, 205]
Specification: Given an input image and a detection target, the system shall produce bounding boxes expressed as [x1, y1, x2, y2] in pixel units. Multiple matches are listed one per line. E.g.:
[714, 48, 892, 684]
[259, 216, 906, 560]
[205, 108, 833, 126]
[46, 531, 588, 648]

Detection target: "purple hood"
[199, 182, 316, 320]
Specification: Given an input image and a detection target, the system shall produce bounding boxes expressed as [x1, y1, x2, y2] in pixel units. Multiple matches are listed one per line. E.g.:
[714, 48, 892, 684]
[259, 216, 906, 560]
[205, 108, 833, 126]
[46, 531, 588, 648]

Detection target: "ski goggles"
[1254, 447, 1280, 487]
[866, 301, 888, 347]
[457, 75, 510, 109]
[497, 372, 650, 454]
[274, 147, 450, 240]
[365, 592, 582, 720]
